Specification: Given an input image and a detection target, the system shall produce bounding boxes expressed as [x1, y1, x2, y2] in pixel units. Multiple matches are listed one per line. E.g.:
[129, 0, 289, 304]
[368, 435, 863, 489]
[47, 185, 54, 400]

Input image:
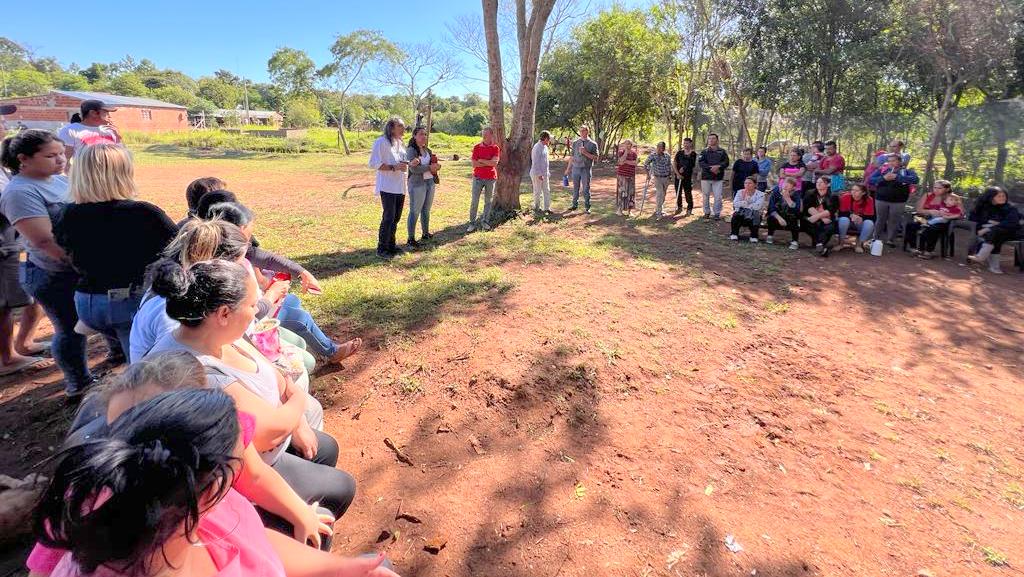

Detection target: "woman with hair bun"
[144, 258, 356, 530]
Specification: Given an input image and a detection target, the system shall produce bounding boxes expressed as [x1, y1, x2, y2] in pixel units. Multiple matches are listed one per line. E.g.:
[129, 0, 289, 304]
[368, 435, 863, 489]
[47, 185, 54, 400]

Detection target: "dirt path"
[2, 163, 1022, 577]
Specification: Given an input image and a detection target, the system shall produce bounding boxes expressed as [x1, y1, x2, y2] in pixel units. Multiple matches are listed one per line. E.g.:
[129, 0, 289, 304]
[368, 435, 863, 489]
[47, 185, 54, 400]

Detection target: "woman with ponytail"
[144, 258, 356, 531]
[32, 389, 397, 577]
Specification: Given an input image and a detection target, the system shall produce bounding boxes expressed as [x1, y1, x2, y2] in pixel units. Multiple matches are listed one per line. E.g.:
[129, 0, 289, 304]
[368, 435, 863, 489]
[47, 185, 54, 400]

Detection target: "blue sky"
[6, 0, 642, 97]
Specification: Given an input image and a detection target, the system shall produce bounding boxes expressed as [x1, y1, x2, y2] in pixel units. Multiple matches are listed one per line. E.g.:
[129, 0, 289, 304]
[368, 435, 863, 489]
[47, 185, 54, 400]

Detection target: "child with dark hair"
[31, 388, 398, 577]
[186, 177, 227, 216]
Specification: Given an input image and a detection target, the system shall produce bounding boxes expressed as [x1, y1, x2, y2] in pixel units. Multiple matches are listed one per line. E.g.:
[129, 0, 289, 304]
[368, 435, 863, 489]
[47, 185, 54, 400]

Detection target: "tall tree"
[375, 43, 462, 123]
[483, 0, 559, 213]
[318, 30, 401, 154]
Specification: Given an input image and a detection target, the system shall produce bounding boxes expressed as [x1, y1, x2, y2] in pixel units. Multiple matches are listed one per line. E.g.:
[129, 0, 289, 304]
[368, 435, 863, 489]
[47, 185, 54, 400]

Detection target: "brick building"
[0, 90, 188, 132]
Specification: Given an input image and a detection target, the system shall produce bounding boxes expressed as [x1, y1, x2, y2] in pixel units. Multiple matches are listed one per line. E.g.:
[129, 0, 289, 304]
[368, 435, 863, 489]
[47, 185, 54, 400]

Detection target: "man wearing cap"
[57, 99, 121, 170]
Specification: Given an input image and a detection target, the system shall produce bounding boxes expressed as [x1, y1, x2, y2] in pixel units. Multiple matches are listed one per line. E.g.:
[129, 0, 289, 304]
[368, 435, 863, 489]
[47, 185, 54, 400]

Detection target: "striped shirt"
[644, 152, 673, 178]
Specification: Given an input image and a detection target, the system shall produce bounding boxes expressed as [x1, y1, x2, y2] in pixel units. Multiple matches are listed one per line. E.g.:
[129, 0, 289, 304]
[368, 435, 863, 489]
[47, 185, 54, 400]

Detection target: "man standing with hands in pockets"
[468, 126, 500, 232]
[698, 133, 730, 220]
[564, 125, 599, 214]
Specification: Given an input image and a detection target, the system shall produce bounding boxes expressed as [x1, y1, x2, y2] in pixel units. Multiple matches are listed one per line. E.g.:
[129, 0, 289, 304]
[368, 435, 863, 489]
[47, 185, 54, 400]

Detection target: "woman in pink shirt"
[32, 388, 398, 577]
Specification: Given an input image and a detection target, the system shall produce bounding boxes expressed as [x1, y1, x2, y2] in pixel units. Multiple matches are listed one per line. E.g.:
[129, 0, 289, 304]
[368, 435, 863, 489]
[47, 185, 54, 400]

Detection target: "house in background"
[0, 90, 188, 132]
[208, 108, 283, 127]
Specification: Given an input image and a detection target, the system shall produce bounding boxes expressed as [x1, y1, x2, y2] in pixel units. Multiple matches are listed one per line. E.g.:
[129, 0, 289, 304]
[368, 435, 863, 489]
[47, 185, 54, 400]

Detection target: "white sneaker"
[749, 237, 759, 243]
[789, 241, 799, 250]
[729, 234, 739, 241]
[765, 236, 774, 244]
[466, 224, 476, 233]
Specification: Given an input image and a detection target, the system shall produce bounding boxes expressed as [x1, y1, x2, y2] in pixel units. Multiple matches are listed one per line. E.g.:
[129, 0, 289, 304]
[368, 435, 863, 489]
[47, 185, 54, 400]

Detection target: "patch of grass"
[982, 546, 1009, 567]
[897, 476, 923, 492]
[398, 376, 423, 395]
[762, 300, 790, 314]
[935, 448, 951, 462]
[873, 400, 896, 417]
[967, 441, 997, 457]
[1004, 483, 1024, 510]
[596, 341, 622, 366]
[950, 495, 974, 512]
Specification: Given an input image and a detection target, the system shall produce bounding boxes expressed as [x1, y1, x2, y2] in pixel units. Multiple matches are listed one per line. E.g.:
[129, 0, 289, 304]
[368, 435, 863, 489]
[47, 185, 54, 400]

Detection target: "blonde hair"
[162, 219, 248, 269]
[69, 143, 137, 203]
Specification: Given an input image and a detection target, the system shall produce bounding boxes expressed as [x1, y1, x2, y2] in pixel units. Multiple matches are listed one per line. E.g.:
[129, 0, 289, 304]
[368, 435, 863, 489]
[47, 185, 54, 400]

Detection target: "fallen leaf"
[705, 484, 715, 496]
[468, 435, 486, 455]
[423, 536, 447, 554]
[666, 547, 689, 570]
[574, 482, 587, 500]
[375, 530, 393, 543]
[383, 438, 414, 466]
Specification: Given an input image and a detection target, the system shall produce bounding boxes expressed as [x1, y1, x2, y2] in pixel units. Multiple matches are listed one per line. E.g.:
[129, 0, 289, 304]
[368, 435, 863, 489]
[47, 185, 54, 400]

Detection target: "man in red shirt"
[469, 127, 500, 232]
[817, 140, 846, 192]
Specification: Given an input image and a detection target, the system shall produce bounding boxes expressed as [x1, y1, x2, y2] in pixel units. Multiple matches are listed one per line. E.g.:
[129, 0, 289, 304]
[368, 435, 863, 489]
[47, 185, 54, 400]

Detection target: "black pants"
[730, 213, 759, 238]
[801, 219, 836, 246]
[767, 215, 800, 242]
[266, 430, 357, 549]
[918, 222, 950, 252]
[674, 175, 693, 210]
[981, 227, 1017, 254]
[378, 192, 405, 253]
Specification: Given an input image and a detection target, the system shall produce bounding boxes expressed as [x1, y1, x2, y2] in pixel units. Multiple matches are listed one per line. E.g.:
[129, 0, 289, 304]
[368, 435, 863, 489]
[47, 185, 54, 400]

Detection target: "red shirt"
[820, 153, 845, 174]
[838, 192, 875, 218]
[616, 150, 637, 177]
[472, 142, 500, 180]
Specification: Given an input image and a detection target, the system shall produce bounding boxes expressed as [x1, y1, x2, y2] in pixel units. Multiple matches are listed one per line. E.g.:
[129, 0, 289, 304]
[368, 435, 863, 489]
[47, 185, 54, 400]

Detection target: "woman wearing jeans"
[405, 127, 438, 248]
[55, 143, 177, 360]
[0, 130, 94, 397]
[836, 183, 876, 253]
[369, 117, 409, 259]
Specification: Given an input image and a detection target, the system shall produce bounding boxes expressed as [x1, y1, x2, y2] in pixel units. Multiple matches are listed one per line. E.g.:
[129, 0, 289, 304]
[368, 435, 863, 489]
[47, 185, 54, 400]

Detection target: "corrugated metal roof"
[51, 90, 187, 110]
[212, 109, 282, 119]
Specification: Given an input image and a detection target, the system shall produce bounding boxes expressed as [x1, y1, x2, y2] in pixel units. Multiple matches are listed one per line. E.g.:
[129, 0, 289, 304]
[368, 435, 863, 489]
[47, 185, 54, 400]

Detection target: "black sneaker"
[407, 239, 421, 249]
[703, 214, 711, 220]
[421, 233, 433, 240]
[377, 249, 393, 259]
[714, 215, 722, 221]
[819, 245, 831, 258]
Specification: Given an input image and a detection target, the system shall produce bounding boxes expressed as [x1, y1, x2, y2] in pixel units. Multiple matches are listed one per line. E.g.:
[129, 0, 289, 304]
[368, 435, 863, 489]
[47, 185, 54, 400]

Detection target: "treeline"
[0, 37, 489, 136]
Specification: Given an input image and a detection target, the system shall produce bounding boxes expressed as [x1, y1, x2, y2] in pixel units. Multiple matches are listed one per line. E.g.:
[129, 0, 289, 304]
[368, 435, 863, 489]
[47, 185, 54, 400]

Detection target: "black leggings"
[674, 175, 693, 210]
[767, 215, 800, 242]
[378, 192, 405, 253]
[730, 213, 759, 238]
[265, 430, 357, 549]
[918, 222, 950, 252]
[801, 219, 836, 246]
[980, 227, 1018, 254]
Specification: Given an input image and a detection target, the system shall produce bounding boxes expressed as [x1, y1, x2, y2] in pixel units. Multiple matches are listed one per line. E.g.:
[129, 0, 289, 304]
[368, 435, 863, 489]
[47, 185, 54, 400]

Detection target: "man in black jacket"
[673, 137, 697, 216]
[698, 133, 730, 220]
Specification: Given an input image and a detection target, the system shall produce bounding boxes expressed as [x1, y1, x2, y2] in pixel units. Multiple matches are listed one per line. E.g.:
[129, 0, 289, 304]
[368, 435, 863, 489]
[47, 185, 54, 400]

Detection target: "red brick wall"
[0, 93, 188, 132]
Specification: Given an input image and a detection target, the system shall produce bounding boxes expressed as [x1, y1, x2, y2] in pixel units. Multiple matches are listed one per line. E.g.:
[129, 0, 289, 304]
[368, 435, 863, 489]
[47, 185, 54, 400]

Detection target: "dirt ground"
[1, 157, 1023, 577]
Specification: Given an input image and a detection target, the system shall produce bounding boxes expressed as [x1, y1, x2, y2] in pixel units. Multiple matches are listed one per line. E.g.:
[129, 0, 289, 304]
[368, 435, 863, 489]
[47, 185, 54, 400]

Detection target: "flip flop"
[329, 338, 363, 364]
[0, 356, 46, 376]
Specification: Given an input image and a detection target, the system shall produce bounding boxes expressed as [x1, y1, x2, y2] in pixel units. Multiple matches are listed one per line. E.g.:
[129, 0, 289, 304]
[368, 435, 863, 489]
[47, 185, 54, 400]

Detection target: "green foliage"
[6, 68, 51, 96]
[283, 96, 324, 128]
[108, 73, 149, 97]
[268, 47, 317, 97]
[197, 76, 242, 108]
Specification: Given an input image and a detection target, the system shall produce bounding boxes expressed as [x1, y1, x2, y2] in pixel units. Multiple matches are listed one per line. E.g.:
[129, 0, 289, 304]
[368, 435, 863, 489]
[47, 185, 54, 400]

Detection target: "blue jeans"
[469, 177, 494, 225]
[75, 290, 143, 360]
[408, 178, 435, 240]
[276, 293, 338, 358]
[837, 217, 875, 244]
[20, 262, 91, 393]
[571, 166, 592, 209]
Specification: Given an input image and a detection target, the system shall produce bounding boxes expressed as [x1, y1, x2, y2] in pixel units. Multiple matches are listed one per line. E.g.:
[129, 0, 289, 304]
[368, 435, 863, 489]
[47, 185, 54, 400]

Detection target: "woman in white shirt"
[368, 117, 411, 259]
[530, 131, 552, 213]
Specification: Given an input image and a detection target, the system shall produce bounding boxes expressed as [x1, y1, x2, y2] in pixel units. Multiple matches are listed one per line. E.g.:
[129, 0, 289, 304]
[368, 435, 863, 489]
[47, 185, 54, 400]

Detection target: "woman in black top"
[673, 138, 697, 215]
[801, 176, 839, 257]
[967, 186, 1022, 274]
[55, 143, 177, 358]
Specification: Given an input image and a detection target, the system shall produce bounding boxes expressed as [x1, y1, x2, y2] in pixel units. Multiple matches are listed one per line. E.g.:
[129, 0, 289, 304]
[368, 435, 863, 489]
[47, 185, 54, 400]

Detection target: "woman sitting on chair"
[967, 186, 1021, 274]
[906, 179, 962, 259]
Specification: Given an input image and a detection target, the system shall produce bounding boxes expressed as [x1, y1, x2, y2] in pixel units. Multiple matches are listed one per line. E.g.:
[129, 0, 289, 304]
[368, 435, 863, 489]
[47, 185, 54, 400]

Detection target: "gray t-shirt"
[146, 332, 291, 464]
[571, 138, 598, 170]
[0, 174, 71, 271]
[802, 152, 820, 182]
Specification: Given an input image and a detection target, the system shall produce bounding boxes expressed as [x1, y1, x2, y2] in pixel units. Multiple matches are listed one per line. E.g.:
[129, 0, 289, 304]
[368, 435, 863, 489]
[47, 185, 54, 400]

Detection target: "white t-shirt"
[368, 136, 408, 196]
[57, 123, 120, 156]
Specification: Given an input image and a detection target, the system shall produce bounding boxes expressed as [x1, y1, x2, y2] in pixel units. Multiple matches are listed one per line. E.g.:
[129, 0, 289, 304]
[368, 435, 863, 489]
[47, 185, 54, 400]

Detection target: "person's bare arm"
[265, 530, 400, 577]
[15, 217, 67, 263]
[223, 380, 305, 451]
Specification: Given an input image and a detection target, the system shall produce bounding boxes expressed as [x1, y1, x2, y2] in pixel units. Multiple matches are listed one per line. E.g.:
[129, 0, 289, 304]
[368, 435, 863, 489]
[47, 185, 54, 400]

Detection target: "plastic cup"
[251, 318, 283, 362]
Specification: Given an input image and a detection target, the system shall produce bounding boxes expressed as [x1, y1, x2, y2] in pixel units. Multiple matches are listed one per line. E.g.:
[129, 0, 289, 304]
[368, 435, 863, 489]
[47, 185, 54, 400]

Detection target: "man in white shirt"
[58, 99, 121, 170]
[530, 131, 552, 213]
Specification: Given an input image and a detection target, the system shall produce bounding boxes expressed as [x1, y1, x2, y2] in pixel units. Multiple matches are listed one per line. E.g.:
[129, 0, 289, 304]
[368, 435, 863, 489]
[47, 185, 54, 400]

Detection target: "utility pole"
[243, 79, 251, 125]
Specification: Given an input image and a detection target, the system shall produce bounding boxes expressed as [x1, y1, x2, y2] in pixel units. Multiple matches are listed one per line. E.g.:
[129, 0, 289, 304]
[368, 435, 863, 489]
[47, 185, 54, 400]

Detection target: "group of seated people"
[1, 128, 392, 575]
[726, 152, 1022, 272]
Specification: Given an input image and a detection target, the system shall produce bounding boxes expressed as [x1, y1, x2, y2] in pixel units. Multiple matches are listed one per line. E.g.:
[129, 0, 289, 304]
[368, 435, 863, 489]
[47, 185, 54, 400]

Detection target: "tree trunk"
[992, 102, 1009, 185]
[924, 79, 960, 186]
[940, 133, 955, 181]
[490, 0, 556, 213]
[338, 103, 350, 155]
[483, 0, 505, 143]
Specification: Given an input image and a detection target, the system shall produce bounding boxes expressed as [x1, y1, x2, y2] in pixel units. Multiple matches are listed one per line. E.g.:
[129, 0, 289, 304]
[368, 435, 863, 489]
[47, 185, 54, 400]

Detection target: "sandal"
[0, 355, 46, 376]
[329, 338, 363, 364]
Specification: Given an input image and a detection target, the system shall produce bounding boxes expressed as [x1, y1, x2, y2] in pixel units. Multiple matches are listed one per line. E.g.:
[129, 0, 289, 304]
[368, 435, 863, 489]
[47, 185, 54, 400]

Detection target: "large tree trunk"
[489, 0, 556, 213]
[483, 0, 505, 143]
[924, 78, 960, 186]
[992, 101, 1009, 185]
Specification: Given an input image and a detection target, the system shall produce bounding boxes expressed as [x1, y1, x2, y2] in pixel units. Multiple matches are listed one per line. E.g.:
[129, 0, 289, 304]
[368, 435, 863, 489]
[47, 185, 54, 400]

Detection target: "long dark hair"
[0, 129, 60, 175]
[34, 389, 240, 576]
[407, 127, 427, 156]
[150, 258, 249, 327]
[196, 190, 238, 220]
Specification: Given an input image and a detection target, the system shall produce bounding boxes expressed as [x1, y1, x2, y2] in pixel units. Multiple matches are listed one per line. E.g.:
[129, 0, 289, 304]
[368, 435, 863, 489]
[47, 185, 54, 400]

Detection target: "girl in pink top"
[33, 389, 397, 577]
